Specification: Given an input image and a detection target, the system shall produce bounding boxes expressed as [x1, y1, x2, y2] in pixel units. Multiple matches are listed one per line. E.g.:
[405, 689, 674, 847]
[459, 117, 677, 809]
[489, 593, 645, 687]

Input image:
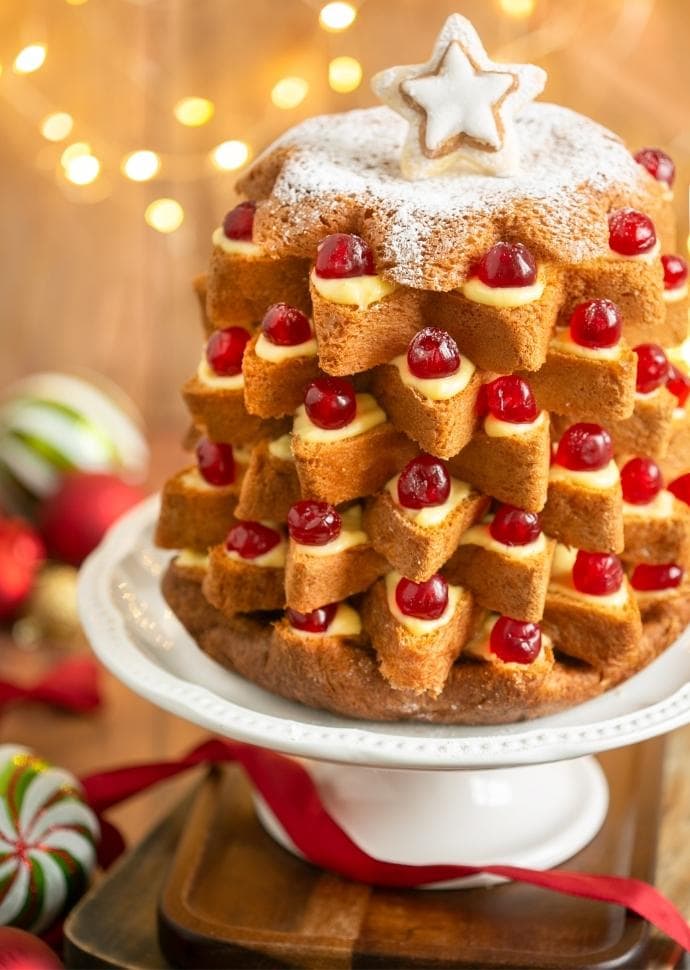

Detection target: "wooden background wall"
[2, 0, 689, 434]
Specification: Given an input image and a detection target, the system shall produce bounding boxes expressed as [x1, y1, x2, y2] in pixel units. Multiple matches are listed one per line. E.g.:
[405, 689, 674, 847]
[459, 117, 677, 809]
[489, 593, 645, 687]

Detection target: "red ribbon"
[0, 657, 101, 713]
[80, 738, 690, 951]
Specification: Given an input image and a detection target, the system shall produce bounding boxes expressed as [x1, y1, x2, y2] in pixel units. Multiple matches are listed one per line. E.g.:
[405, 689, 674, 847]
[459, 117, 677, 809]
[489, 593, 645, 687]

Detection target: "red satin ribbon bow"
[0, 656, 101, 713]
[80, 738, 690, 951]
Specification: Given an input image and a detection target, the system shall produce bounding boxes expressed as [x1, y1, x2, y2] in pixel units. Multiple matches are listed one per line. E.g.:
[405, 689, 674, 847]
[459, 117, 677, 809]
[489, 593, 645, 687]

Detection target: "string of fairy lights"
[1, 0, 537, 233]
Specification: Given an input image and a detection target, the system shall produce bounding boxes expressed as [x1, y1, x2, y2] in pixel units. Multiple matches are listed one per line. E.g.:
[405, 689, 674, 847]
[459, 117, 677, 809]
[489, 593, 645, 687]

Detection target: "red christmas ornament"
[0, 519, 45, 620]
[39, 473, 145, 566]
[0, 928, 62, 969]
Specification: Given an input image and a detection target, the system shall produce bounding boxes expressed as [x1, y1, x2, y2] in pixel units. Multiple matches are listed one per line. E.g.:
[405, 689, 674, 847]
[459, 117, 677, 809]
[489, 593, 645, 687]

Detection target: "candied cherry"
[631, 563, 683, 592]
[633, 343, 669, 394]
[554, 423, 612, 472]
[473, 242, 537, 288]
[222, 200, 256, 241]
[661, 254, 688, 291]
[206, 326, 250, 376]
[395, 574, 448, 620]
[261, 303, 312, 346]
[569, 299, 621, 349]
[634, 148, 676, 188]
[287, 602, 338, 633]
[304, 377, 357, 430]
[407, 328, 460, 379]
[226, 521, 281, 560]
[490, 504, 541, 546]
[608, 209, 656, 257]
[196, 438, 235, 486]
[397, 454, 450, 509]
[572, 551, 624, 596]
[666, 364, 690, 406]
[485, 376, 539, 424]
[620, 457, 663, 504]
[314, 233, 375, 279]
[489, 616, 542, 664]
[287, 500, 342, 546]
[669, 473, 690, 506]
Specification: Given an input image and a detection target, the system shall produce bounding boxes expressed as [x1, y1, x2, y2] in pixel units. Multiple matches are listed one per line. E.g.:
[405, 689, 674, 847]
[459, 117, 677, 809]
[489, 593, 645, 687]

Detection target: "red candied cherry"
[314, 233, 375, 279]
[395, 573, 448, 620]
[631, 563, 684, 592]
[206, 326, 250, 376]
[669, 473, 690, 506]
[473, 241, 537, 288]
[569, 299, 621, 349]
[485, 376, 539, 424]
[262, 303, 312, 346]
[304, 376, 357, 430]
[287, 602, 338, 633]
[661, 254, 688, 291]
[407, 328, 460, 379]
[196, 438, 235, 486]
[554, 423, 612, 472]
[222, 200, 256, 241]
[634, 148, 676, 188]
[633, 343, 669, 394]
[620, 457, 663, 504]
[397, 454, 450, 509]
[666, 364, 690, 406]
[287, 500, 342, 545]
[490, 504, 541, 546]
[572, 551, 624, 596]
[608, 209, 656, 257]
[489, 616, 542, 664]
[226, 521, 281, 560]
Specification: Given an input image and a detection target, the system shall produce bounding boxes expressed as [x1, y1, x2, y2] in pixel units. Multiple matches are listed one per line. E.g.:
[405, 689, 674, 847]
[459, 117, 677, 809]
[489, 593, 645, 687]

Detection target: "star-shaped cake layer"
[372, 13, 546, 179]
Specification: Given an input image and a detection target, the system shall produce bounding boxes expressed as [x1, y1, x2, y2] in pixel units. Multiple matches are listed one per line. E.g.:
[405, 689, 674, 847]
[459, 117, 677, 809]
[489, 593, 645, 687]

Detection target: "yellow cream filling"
[484, 408, 547, 439]
[255, 332, 318, 363]
[549, 458, 619, 490]
[391, 352, 476, 401]
[384, 571, 460, 636]
[293, 393, 385, 443]
[463, 614, 549, 667]
[549, 330, 622, 361]
[310, 268, 398, 310]
[290, 602, 362, 639]
[197, 356, 244, 391]
[608, 239, 660, 264]
[461, 272, 545, 308]
[176, 549, 210, 570]
[268, 434, 294, 462]
[180, 467, 234, 492]
[623, 489, 676, 519]
[663, 283, 688, 304]
[226, 525, 287, 568]
[459, 521, 547, 559]
[667, 337, 690, 372]
[385, 474, 471, 527]
[293, 505, 369, 557]
[549, 543, 628, 607]
[212, 226, 263, 258]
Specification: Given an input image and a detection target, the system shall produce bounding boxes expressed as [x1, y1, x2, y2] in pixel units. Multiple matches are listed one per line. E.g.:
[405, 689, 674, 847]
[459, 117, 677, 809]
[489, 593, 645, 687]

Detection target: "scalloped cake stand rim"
[78, 495, 690, 771]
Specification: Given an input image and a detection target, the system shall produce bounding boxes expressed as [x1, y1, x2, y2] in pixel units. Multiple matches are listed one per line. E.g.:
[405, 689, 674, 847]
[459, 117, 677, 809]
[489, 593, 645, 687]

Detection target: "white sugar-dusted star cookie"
[372, 14, 546, 179]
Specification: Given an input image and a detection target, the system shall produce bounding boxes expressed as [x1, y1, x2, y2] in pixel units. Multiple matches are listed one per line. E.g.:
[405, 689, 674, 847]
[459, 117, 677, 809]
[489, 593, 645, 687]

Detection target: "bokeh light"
[145, 198, 184, 233]
[328, 56, 362, 93]
[498, 0, 536, 17]
[210, 140, 251, 171]
[13, 44, 47, 74]
[60, 142, 91, 167]
[41, 112, 74, 142]
[173, 97, 215, 127]
[319, 2, 357, 31]
[121, 150, 161, 181]
[64, 154, 101, 186]
[271, 77, 309, 109]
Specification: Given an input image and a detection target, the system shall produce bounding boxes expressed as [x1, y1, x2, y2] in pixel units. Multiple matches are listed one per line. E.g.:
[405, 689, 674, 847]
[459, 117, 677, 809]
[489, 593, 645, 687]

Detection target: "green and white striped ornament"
[0, 372, 149, 515]
[0, 744, 99, 933]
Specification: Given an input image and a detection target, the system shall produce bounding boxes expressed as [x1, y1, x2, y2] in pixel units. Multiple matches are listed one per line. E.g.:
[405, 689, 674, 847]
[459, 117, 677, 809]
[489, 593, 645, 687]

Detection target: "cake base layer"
[162, 565, 690, 724]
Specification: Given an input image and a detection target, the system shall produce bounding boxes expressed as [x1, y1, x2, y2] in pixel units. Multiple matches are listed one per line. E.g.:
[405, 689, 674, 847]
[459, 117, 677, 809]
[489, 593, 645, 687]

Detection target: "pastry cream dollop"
[461, 272, 545, 308]
[197, 356, 244, 391]
[268, 434, 294, 462]
[549, 330, 622, 362]
[386, 474, 471, 527]
[212, 226, 263, 258]
[391, 353, 476, 401]
[255, 331, 318, 363]
[290, 602, 362, 639]
[384, 571, 459, 636]
[484, 408, 547, 439]
[549, 543, 628, 607]
[293, 505, 369, 557]
[310, 268, 398, 310]
[459, 521, 548, 559]
[293, 393, 386, 443]
[549, 459, 619, 490]
[226, 524, 287, 568]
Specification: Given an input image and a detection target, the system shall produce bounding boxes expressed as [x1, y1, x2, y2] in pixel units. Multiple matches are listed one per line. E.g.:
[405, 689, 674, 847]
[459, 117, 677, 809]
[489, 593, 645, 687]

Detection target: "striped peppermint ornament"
[0, 745, 99, 933]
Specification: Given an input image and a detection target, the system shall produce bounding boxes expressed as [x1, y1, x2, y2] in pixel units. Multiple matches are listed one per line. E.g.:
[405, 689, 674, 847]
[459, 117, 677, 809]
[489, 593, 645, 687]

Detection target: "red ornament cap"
[554, 423, 613, 471]
[473, 242, 537, 288]
[630, 562, 683, 592]
[315, 233, 376, 279]
[287, 500, 342, 546]
[661, 254, 688, 291]
[484, 376, 539, 424]
[608, 209, 657, 257]
[489, 504, 541, 546]
[206, 326, 250, 376]
[633, 148, 676, 187]
[489, 616, 542, 664]
[222, 200, 256, 241]
[287, 603, 339, 633]
[572, 550, 624, 596]
[196, 438, 235, 486]
[262, 303, 312, 346]
[304, 377, 357, 430]
[395, 573, 449, 620]
[407, 328, 461, 379]
[397, 454, 450, 509]
[620, 457, 663, 505]
[226, 521, 281, 560]
[569, 299, 621, 349]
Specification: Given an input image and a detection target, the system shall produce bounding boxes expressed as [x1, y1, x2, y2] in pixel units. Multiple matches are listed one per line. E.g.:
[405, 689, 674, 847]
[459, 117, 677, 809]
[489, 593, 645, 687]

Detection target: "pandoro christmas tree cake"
[156, 13, 690, 724]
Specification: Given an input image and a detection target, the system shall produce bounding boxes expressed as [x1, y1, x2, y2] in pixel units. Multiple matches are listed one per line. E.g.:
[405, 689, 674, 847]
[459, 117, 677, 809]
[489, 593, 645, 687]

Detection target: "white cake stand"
[78, 496, 690, 888]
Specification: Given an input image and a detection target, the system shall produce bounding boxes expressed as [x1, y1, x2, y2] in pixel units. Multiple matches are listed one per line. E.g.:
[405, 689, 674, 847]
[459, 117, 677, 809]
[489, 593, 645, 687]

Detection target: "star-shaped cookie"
[372, 14, 546, 179]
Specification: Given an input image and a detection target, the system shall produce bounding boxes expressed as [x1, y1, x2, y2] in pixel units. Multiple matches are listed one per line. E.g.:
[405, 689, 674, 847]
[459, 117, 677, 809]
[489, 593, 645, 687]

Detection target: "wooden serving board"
[65, 740, 676, 969]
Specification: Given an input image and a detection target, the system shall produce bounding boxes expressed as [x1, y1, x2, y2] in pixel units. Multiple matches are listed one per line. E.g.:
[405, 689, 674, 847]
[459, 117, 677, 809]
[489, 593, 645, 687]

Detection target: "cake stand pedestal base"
[255, 755, 609, 889]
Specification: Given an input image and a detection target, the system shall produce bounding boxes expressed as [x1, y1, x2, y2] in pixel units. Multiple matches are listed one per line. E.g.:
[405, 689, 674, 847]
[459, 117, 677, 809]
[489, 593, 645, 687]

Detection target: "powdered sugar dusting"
[246, 103, 658, 290]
